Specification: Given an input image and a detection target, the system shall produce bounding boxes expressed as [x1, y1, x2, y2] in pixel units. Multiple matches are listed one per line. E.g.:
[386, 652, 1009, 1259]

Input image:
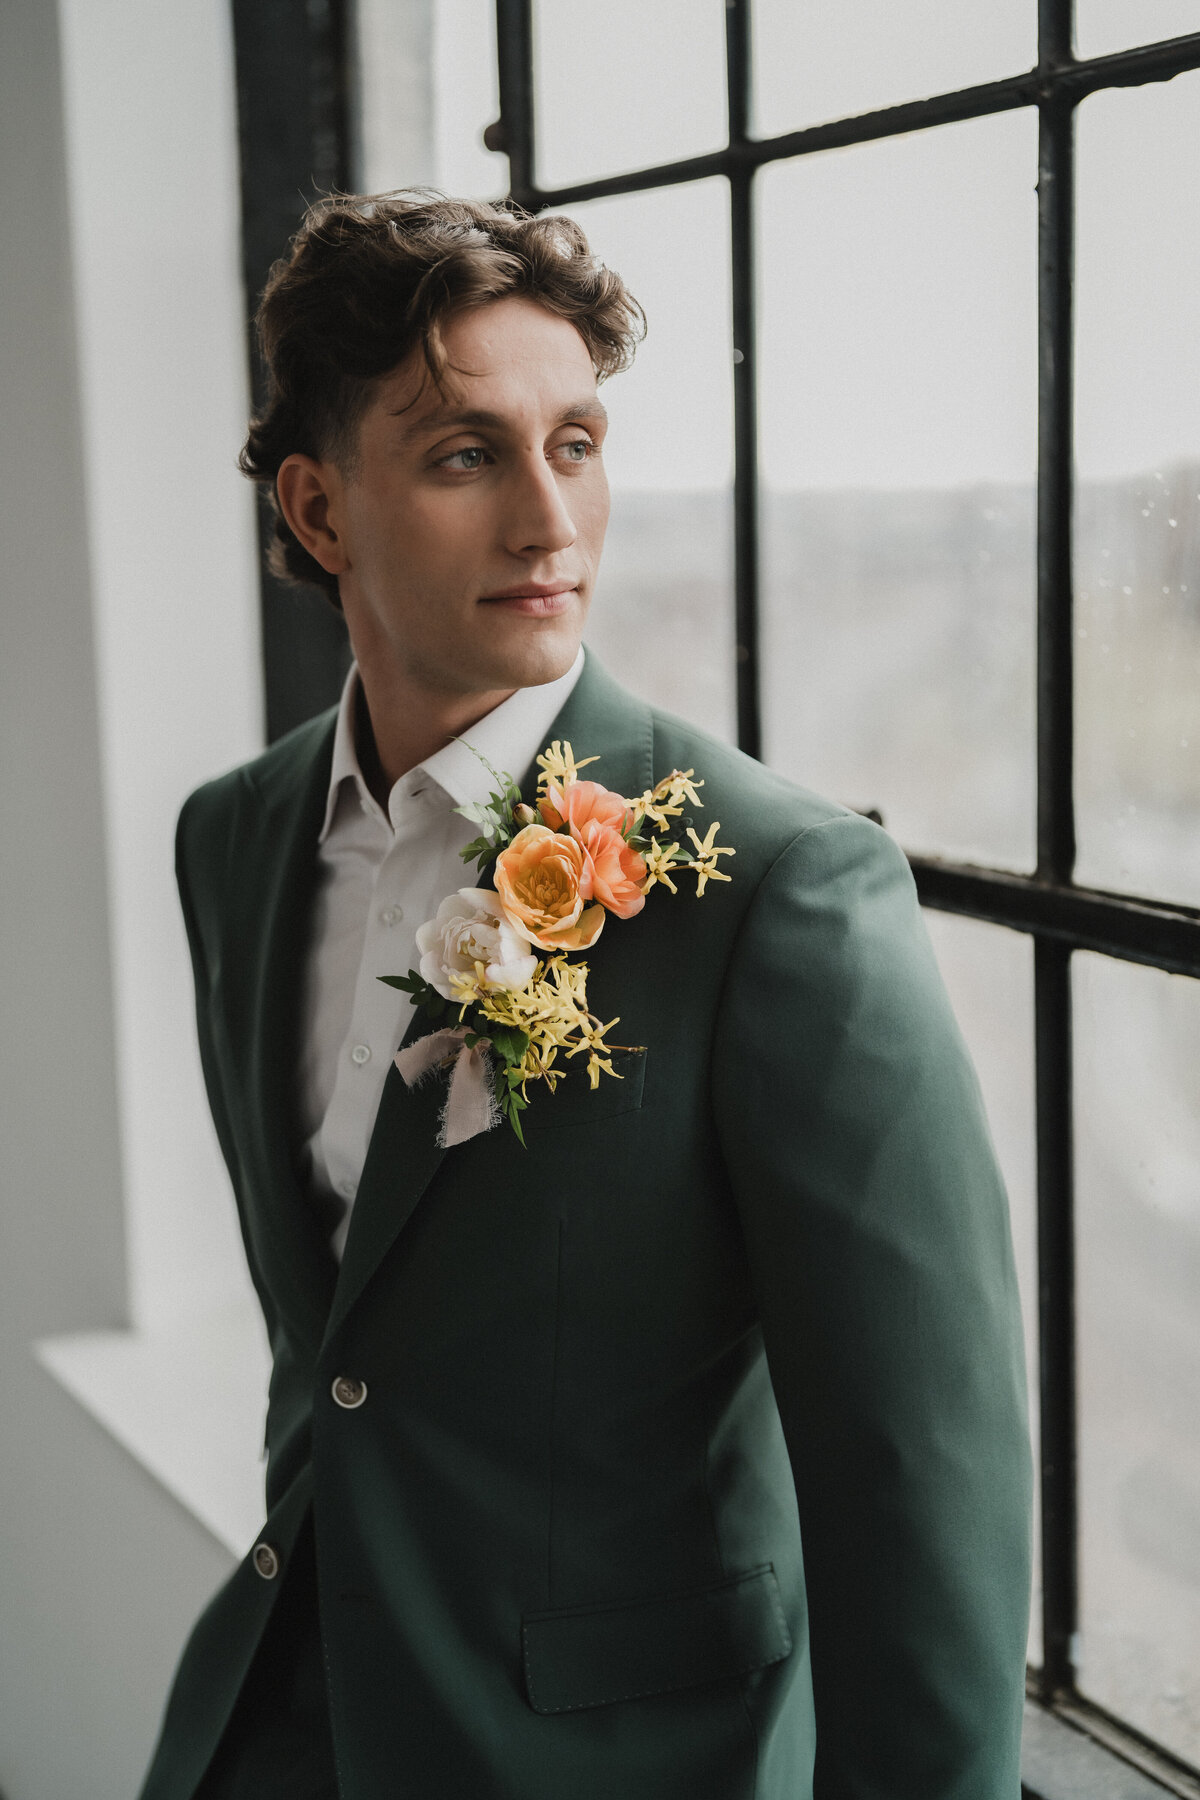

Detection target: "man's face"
[324, 295, 610, 699]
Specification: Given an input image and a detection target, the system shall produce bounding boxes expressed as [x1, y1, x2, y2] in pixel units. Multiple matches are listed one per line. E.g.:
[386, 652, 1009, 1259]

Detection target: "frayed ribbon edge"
[393, 1027, 501, 1148]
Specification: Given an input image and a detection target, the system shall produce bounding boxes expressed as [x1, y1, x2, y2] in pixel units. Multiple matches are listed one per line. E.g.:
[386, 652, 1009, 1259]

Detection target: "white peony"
[415, 888, 538, 1000]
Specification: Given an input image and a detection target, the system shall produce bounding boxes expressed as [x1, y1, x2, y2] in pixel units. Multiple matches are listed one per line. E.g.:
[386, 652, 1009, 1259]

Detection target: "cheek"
[575, 470, 611, 549]
[408, 486, 499, 552]
[344, 484, 413, 562]
[360, 489, 482, 588]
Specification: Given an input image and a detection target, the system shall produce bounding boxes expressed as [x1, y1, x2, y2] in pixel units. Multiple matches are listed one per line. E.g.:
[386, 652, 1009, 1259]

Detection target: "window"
[251, 3, 1200, 1788]
[472, 3, 1200, 1792]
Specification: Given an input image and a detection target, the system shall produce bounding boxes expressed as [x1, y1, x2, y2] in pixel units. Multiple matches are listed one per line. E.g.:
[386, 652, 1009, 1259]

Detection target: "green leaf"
[449, 738, 517, 802]
[488, 1023, 531, 1066]
[447, 741, 523, 858]
[459, 834, 496, 866]
[503, 1092, 527, 1148]
[452, 799, 498, 829]
[377, 970, 424, 993]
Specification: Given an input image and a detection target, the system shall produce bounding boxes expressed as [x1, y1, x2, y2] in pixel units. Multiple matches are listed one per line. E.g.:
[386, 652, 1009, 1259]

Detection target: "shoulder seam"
[747, 808, 885, 900]
[708, 811, 898, 1076]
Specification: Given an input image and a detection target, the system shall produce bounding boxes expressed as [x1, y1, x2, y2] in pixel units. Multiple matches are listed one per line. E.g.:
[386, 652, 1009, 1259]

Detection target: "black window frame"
[489, 2, 1200, 1793]
[232, 0, 354, 744]
[232, 2, 1200, 1789]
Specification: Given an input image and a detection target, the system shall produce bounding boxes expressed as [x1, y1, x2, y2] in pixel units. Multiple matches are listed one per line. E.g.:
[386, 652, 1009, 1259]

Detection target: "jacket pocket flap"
[521, 1564, 791, 1715]
[535, 1046, 647, 1128]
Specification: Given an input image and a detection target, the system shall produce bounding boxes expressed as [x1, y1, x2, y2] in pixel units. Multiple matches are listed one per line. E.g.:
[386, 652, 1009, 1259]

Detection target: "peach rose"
[537, 779, 645, 918]
[574, 818, 647, 920]
[494, 824, 606, 953]
[538, 778, 631, 836]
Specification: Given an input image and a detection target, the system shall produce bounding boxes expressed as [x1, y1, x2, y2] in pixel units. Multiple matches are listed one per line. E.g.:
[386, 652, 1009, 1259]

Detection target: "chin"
[483, 618, 584, 690]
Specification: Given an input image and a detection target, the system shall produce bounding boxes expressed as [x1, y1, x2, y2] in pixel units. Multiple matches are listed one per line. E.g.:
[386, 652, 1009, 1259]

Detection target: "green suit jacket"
[142, 652, 1031, 1800]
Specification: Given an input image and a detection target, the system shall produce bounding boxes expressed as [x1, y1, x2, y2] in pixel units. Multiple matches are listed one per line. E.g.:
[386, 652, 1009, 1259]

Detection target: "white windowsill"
[35, 1295, 272, 1559]
[1022, 1700, 1194, 1800]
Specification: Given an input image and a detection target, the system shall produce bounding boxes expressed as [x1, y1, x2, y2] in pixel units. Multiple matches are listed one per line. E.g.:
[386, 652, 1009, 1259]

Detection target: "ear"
[276, 454, 350, 576]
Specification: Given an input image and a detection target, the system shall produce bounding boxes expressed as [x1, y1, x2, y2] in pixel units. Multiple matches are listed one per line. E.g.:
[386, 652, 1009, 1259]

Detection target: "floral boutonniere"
[379, 740, 734, 1148]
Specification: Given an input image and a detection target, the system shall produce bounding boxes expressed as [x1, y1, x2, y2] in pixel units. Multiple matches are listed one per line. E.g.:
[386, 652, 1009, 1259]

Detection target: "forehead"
[377, 296, 600, 435]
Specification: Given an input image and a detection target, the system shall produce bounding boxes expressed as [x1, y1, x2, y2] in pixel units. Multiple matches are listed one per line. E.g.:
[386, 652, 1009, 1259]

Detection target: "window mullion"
[494, 0, 536, 205]
[1036, 81, 1076, 882]
[233, 0, 354, 742]
[1034, 935, 1079, 1699]
[725, 0, 761, 760]
[1034, 0, 1079, 1706]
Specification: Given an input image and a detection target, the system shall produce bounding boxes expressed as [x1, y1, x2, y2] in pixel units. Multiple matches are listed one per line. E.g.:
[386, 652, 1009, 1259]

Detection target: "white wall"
[57, 0, 264, 1336]
[0, 1, 265, 1793]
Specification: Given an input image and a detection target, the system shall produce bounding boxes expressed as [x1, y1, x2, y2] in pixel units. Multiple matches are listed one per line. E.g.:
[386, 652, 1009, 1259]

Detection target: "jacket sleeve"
[175, 785, 279, 1345]
[175, 792, 239, 1196]
[711, 811, 1031, 1800]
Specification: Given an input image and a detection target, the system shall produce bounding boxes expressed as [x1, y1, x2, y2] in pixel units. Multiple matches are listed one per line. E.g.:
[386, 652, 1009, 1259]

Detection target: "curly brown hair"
[239, 190, 646, 600]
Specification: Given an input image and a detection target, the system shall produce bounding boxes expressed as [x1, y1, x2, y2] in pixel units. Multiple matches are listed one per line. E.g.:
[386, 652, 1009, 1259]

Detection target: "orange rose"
[537, 779, 645, 918]
[575, 819, 647, 920]
[538, 778, 631, 836]
[494, 824, 606, 952]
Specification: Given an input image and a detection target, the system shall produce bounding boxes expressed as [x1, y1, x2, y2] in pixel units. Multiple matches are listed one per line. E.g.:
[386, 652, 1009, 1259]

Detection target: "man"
[141, 192, 1031, 1800]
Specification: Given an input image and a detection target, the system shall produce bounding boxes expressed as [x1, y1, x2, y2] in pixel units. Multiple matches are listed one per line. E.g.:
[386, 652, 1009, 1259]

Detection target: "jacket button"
[332, 1374, 368, 1410]
[252, 1542, 280, 1580]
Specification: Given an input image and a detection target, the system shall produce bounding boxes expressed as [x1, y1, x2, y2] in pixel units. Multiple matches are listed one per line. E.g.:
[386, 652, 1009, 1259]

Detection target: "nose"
[503, 451, 577, 557]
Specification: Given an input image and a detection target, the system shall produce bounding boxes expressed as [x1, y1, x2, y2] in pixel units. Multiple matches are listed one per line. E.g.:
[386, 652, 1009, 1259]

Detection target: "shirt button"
[350, 1043, 371, 1066]
[337, 1177, 357, 1200]
[252, 1542, 280, 1580]
[380, 903, 404, 926]
[332, 1375, 368, 1410]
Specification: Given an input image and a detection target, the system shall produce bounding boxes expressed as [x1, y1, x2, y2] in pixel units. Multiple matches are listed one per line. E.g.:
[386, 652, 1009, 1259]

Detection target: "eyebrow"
[394, 398, 609, 437]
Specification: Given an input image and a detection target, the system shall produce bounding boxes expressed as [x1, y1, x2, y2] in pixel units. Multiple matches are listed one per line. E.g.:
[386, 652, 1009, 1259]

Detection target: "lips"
[479, 585, 576, 616]
[481, 583, 575, 602]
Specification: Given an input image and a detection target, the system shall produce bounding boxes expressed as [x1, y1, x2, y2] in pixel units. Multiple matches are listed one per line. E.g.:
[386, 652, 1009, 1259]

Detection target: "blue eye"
[562, 439, 592, 462]
[444, 446, 487, 470]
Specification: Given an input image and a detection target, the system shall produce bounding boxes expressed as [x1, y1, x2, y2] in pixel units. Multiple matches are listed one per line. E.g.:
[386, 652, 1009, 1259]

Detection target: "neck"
[352, 660, 517, 804]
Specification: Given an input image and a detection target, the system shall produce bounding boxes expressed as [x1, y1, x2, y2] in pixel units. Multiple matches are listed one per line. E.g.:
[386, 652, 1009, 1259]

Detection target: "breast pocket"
[521, 1564, 791, 1715]
[534, 1046, 648, 1131]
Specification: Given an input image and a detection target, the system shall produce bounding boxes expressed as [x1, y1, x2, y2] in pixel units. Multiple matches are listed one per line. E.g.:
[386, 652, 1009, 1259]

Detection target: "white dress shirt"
[298, 649, 585, 1257]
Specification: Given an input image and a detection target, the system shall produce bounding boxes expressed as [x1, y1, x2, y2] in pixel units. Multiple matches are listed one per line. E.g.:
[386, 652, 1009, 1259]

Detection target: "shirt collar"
[318, 647, 586, 843]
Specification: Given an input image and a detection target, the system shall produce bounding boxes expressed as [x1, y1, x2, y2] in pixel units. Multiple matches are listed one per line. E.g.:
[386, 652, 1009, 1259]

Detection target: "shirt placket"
[317, 778, 455, 1214]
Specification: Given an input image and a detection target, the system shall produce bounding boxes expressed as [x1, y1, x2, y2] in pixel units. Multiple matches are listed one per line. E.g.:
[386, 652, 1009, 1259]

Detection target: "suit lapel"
[323, 650, 655, 1345]
[222, 714, 342, 1343]
[531, 651, 656, 812]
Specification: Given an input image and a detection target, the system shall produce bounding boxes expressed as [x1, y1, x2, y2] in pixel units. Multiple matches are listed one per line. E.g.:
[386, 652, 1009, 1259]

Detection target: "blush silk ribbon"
[393, 1027, 500, 1148]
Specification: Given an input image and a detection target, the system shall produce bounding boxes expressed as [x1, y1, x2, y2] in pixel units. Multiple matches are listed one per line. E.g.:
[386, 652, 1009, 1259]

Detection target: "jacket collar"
[317, 649, 585, 843]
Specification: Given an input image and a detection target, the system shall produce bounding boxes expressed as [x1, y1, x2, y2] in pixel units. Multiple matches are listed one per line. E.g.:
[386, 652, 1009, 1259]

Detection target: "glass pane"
[564, 181, 735, 739]
[533, 0, 728, 189]
[356, 0, 508, 199]
[759, 110, 1038, 866]
[1074, 953, 1200, 1765]
[752, 0, 1034, 138]
[1076, 3, 1200, 59]
[922, 911, 1041, 1665]
[1075, 75, 1200, 907]
[433, 0, 507, 198]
